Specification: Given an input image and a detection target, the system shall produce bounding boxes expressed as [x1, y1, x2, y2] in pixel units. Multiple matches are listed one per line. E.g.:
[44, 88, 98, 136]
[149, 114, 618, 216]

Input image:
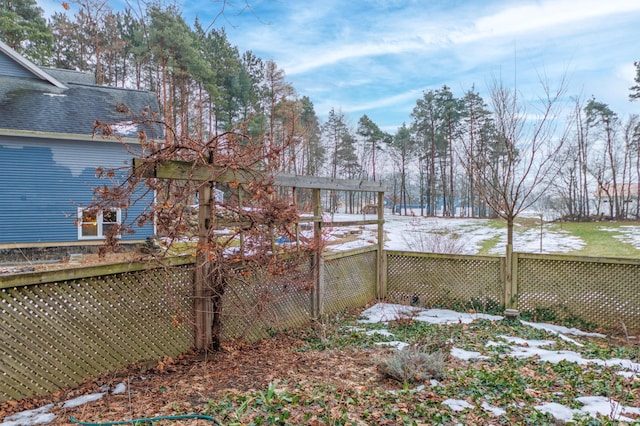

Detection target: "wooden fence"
[0, 248, 378, 403]
[386, 250, 640, 331]
[2, 248, 639, 403]
[0, 257, 194, 403]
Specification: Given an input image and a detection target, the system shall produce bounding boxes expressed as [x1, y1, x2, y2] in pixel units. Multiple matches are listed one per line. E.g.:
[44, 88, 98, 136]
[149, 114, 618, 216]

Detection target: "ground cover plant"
[3, 303, 638, 425]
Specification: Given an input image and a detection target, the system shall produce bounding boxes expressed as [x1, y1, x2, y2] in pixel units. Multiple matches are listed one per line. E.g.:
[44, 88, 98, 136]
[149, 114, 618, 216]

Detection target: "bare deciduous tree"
[460, 73, 571, 308]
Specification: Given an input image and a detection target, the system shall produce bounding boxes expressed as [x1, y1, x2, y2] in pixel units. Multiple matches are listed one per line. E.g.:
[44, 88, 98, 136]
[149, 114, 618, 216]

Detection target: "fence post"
[504, 243, 513, 310]
[377, 191, 387, 299]
[511, 251, 519, 310]
[504, 244, 520, 315]
[311, 188, 324, 318]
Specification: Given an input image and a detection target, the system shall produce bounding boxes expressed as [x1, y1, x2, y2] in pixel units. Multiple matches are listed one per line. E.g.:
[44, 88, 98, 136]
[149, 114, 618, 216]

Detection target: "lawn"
[376, 214, 640, 258]
[5, 304, 639, 425]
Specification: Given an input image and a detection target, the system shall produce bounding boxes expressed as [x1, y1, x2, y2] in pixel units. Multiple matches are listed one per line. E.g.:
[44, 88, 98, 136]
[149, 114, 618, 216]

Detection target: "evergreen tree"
[630, 61, 640, 101]
[199, 27, 248, 131]
[389, 123, 416, 215]
[322, 108, 351, 211]
[357, 114, 390, 181]
[300, 96, 324, 176]
[50, 11, 81, 69]
[147, 5, 203, 141]
[460, 87, 492, 217]
[411, 90, 438, 215]
[0, 0, 53, 64]
[433, 85, 464, 216]
[585, 98, 620, 218]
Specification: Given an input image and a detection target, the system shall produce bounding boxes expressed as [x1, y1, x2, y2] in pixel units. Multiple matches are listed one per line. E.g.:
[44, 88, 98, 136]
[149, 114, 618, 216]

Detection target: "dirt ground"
[0, 331, 400, 425]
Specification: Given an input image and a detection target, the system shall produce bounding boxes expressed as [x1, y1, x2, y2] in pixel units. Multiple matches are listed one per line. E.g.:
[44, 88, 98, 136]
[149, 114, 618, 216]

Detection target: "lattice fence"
[5, 248, 640, 404]
[220, 248, 379, 339]
[386, 251, 503, 311]
[221, 257, 314, 341]
[0, 261, 193, 402]
[516, 253, 640, 330]
[322, 248, 378, 316]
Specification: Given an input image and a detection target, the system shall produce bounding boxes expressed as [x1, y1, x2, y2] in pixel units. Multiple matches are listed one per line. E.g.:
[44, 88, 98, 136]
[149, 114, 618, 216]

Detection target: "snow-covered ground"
[1, 384, 127, 426]
[603, 225, 640, 250]
[322, 212, 640, 255]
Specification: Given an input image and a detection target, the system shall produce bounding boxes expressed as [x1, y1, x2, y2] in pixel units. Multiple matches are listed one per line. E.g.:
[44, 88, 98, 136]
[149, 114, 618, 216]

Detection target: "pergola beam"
[133, 158, 388, 192]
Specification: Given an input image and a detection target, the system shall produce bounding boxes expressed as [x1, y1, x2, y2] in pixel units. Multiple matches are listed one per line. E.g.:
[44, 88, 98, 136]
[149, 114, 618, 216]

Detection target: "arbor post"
[194, 184, 213, 350]
[311, 188, 324, 318]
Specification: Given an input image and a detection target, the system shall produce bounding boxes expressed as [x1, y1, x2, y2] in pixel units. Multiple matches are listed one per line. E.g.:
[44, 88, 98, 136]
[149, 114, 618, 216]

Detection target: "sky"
[38, 0, 640, 133]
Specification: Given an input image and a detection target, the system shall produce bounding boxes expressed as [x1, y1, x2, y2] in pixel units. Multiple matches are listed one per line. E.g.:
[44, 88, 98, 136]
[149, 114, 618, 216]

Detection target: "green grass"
[476, 234, 503, 255]
[550, 221, 640, 258]
[468, 217, 640, 258]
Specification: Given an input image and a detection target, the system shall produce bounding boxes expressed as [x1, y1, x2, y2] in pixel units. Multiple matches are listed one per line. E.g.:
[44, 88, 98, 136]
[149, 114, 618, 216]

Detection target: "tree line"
[4, 0, 640, 220]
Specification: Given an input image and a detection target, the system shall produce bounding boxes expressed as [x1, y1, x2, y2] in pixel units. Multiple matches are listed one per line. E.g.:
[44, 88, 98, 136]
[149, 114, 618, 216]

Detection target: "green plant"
[519, 306, 597, 330]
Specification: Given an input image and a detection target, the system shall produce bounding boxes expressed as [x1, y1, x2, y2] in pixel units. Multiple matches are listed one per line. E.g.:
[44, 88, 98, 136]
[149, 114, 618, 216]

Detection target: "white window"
[77, 208, 121, 240]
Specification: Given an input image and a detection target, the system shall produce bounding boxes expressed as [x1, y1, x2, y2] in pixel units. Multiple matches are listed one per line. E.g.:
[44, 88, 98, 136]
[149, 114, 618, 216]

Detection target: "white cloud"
[37, 0, 640, 131]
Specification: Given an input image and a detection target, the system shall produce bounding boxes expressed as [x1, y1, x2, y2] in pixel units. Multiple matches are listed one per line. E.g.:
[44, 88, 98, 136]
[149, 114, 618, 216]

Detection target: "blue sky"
[40, 0, 640, 133]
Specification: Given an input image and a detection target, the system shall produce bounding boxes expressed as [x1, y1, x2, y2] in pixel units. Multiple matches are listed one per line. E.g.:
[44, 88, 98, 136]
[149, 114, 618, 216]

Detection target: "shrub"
[378, 345, 447, 384]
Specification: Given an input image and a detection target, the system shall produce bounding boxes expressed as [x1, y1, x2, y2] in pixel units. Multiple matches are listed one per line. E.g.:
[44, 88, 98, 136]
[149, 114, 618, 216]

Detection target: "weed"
[520, 306, 598, 330]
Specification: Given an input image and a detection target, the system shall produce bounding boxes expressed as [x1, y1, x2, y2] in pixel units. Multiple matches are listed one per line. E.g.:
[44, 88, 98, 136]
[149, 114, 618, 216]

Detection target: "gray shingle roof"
[41, 67, 97, 85]
[0, 40, 163, 140]
[0, 75, 163, 139]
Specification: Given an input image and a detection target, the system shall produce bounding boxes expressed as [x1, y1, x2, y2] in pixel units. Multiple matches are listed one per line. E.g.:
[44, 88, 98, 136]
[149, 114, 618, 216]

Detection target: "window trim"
[77, 207, 122, 240]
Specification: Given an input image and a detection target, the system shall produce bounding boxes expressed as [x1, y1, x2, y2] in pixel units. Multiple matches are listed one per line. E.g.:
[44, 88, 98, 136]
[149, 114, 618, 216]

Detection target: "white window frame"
[77, 207, 122, 240]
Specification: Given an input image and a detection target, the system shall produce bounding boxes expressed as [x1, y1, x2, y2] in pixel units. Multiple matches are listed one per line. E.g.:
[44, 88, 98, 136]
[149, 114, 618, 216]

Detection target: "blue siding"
[0, 136, 154, 244]
[0, 50, 35, 79]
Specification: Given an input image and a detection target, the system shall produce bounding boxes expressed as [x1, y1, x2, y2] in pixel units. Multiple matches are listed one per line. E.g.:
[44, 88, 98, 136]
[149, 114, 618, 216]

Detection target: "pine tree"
[630, 61, 640, 101]
[0, 0, 53, 64]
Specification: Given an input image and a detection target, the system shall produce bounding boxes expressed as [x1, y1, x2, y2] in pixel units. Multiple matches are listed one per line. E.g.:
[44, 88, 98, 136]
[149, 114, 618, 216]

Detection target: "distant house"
[0, 40, 162, 260]
[594, 183, 640, 218]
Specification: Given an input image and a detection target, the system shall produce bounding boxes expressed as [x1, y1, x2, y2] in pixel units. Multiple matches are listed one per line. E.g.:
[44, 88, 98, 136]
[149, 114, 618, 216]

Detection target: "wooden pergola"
[133, 159, 387, 349]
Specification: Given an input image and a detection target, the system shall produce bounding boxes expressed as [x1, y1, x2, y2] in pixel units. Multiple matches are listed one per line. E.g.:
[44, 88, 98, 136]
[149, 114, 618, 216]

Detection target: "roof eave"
[0, 128, 153, 145]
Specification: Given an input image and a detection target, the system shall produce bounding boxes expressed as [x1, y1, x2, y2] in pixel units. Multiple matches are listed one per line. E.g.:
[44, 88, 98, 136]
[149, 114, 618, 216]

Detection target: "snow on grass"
[323, 213, 589, 255]
[536, 397, 640, 423]
[358, 302, 502, 325]
[488, 227, 585, 254]
[449, 347, 489, 361]
[1, 388, 123, 426]
[601, 225, 640, 249]
[521, 320, 606, 347]
[0, 405, 55, 426]
[442, 398, 474, 412]
[358, 302, 640, 423]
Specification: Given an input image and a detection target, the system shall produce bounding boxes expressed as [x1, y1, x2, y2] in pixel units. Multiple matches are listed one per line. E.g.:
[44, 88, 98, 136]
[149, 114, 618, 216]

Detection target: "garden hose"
[69, 414, 220, 425]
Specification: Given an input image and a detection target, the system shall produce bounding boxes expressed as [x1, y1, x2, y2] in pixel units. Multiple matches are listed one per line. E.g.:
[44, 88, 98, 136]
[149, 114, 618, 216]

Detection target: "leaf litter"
[2, 302, 639, 425]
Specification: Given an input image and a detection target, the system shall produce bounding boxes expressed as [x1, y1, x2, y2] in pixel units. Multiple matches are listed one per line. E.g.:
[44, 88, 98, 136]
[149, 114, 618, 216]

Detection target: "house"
[594, 183, 640, 218]
[0, 40, 162, 261]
